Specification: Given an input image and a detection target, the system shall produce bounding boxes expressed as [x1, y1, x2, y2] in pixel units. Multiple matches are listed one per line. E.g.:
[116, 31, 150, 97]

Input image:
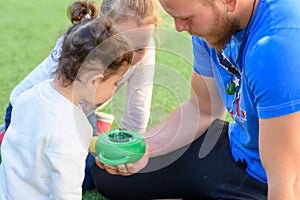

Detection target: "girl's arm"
[119, 39, 156, 133]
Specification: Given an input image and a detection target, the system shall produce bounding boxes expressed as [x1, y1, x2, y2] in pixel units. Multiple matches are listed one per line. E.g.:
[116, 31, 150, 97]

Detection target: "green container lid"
[95, 130, 146, 166]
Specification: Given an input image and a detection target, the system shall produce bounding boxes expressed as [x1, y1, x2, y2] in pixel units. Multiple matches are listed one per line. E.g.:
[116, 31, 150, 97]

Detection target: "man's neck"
[237, 0, 258, 29]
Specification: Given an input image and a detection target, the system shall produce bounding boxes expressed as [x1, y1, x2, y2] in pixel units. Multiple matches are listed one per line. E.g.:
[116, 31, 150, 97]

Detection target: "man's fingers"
[103, 164, 120, 175]
[95, 157, 104, 169]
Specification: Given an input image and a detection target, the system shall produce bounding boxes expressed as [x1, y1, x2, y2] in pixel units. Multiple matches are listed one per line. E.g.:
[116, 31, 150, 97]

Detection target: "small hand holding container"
[90, 130, 146, 166]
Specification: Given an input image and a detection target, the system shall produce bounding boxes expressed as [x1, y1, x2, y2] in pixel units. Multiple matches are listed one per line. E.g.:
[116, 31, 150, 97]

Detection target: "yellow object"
[89, 136, 99, 153]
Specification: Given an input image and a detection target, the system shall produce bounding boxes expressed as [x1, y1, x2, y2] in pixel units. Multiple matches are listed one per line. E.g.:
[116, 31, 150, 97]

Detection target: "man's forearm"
[144, 100, 212, 157]
[268, 182, 300, 200]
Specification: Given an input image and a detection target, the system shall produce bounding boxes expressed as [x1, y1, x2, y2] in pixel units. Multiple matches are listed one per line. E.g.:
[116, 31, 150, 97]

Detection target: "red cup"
[0, 124, 5, 144]
[0, 131, 5, 144]
[96, 112, 115, 135]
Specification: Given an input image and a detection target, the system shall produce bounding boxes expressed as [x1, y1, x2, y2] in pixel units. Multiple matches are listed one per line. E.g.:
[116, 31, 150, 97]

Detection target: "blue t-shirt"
[192, 0, 300, 183]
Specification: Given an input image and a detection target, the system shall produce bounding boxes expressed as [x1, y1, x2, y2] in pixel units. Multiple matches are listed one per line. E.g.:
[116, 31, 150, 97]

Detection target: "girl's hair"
[100, 0, 160, 27]
[54, 17, 133, 87]
[67, 0, 160, 27]
[67, 0, 99, 24]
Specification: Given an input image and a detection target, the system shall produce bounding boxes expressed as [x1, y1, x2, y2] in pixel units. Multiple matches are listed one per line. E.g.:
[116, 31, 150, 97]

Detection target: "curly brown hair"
[67, 0, 99, 24]
[54, 17, 133, 87]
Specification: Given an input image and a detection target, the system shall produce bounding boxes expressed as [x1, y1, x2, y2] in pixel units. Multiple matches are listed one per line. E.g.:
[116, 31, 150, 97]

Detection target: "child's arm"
[46, 152, 86, 199]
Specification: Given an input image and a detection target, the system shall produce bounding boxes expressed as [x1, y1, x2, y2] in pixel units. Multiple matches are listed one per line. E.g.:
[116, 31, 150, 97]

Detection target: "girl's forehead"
[116, 20, 140, 32]
[117, 22, 155, 48]
[116, 20, 155, 32]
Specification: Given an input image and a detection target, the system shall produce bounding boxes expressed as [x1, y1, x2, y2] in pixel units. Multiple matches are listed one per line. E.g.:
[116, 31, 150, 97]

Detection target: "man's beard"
[194, 11, 240, 51]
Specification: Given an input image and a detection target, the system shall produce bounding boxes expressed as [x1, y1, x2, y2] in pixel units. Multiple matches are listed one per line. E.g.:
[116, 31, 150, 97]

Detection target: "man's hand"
[94, 145, 150, 176]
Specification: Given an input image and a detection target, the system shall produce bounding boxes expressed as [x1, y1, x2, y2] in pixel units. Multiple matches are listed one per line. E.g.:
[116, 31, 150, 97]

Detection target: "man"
[92, 0, 300, 199]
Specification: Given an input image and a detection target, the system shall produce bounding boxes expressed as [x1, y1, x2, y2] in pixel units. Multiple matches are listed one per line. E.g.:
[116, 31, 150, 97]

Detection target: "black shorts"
[91, 119, 267, 200]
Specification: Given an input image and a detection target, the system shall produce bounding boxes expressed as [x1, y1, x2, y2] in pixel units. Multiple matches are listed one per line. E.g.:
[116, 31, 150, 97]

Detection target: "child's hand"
[94, 146, 150, 176]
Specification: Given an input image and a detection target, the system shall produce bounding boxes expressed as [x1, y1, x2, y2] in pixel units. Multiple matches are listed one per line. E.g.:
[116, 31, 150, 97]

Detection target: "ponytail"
[67, 0, 99, 24]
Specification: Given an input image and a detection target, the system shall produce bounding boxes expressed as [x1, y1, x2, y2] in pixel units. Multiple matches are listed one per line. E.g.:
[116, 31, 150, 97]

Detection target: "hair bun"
[67, 0, 99, 24]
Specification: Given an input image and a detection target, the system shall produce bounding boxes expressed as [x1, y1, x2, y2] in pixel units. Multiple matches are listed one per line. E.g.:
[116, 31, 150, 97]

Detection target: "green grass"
[0, 0, 71, 122]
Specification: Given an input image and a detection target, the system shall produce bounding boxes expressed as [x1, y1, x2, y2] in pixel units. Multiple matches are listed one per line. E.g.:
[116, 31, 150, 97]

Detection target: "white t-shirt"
[10, 36, 155, 133]
[0, 80, 92, 200]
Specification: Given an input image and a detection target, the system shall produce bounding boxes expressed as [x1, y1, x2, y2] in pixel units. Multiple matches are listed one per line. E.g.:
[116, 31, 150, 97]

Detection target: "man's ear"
[224, 0, 238, 12]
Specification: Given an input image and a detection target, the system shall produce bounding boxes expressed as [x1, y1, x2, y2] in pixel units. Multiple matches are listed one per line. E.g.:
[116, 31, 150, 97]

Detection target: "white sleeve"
[46, 152, 86, 200]
[120, 38, 155, 133]
[10, 36, 64, 105]
[45, 108, 91, 200]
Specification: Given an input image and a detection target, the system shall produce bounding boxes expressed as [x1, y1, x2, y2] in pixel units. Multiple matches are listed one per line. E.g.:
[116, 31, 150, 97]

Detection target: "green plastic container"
[95, 130, 146, 166]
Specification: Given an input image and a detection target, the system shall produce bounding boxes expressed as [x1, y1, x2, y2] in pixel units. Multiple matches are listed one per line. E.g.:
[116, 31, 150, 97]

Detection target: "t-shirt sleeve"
[245, 30, 300, 118]
[192, 36, 214, 77]
[45, 130, 88, 199]
[46, 152, 85, 200]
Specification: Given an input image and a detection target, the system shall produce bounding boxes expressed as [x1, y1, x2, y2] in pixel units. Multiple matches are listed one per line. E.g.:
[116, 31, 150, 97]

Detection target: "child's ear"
[88, 74, 104, 86]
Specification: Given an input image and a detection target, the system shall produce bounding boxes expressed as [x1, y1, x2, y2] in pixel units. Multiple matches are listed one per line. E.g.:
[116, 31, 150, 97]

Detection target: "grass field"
[0, 0, 71, 122]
